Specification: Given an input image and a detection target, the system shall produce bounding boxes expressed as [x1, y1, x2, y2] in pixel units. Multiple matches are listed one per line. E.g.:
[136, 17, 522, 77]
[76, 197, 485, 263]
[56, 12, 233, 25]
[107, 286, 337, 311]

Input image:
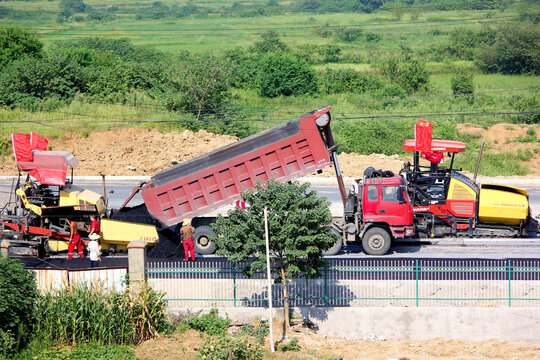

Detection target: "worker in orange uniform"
[180, 218, 196, 261]
[67, 218, 84, 259]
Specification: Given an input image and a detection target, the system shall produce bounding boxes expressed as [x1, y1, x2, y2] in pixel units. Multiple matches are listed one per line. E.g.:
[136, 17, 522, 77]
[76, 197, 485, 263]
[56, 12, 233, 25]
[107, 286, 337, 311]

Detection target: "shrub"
[256, 52, 318, 98]
[319, 68, 381, 94]
[0, 27, 43, 69]
[451, 71, 474, 97]
[476, 25, 540, 75]
[378, 58, 429, 94]
[279, 337, 301, 352]
[0, 256, 38, 357]
[185, 309, 230, 336]
[198, 334, 263, 360]
[250, 30, 288, 54]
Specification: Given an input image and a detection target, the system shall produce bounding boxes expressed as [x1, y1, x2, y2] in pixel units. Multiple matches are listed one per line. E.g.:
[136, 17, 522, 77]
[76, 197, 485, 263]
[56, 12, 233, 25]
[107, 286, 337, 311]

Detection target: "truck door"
[379, 185, 412, 226]
[362, 185, 380, 222]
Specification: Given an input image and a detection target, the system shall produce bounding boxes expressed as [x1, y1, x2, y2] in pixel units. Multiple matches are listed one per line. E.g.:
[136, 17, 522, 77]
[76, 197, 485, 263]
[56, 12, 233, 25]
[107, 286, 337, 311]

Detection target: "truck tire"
[193, 225, 217, 254]
[362, 227, 391, 255]
[322, 237, 342, 256]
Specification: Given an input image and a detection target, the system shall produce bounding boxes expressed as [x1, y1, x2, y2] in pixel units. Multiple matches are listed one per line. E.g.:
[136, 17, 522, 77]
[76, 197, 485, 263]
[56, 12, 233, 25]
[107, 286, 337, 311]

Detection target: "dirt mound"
[457, 123, 540, 175]
[0, 123, 537, 177]
[0, 127, 405, 177]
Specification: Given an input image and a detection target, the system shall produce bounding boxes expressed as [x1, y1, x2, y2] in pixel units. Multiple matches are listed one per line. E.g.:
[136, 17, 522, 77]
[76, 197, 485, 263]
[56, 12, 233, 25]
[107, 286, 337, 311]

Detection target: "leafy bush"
[59, 0, 87, 13]
[378, 58, 429, 94]
[0, 256, 38, 357]
[256, 52, 318, 98]
[239, 321, 269, 345]
[198, 334, 263, 360]
[34, 282, 170, 346]
[185, 309, 230, 336]
[451, 71, 474, 97]
[0, 27, 43, 69]
[319, 68, 382, 94]
[250, 30, 288, 54]
[512, 95, 540, 124]
[279, 337, 301, 352]
[476, 24, 540, 75]
[159, 55, 234, 119]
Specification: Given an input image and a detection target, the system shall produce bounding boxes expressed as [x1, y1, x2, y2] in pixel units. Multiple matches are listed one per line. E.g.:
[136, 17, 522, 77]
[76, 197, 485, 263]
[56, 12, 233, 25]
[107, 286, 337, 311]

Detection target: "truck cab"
[341, 174, 414, 255]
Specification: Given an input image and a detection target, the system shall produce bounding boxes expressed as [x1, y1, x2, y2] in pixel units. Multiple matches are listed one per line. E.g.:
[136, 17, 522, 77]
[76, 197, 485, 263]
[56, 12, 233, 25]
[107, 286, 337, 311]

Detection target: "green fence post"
[324, 265, 328, 307]
[233, 263, 237, 307]
[415, 259, 419, 307]
[508, 260, 512, 307]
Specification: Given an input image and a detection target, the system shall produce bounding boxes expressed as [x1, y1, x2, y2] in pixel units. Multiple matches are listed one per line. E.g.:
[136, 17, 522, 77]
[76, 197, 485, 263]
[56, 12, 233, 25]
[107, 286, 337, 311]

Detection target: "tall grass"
[33, 282, 170, 346]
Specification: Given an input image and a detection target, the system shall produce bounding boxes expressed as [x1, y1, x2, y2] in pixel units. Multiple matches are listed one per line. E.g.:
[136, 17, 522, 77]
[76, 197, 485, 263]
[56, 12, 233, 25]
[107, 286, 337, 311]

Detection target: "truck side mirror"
[397, 186, 407, 204]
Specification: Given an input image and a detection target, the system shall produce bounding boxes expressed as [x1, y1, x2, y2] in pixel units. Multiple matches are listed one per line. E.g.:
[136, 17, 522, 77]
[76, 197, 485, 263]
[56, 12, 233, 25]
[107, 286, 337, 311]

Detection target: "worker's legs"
[74, 235, 84, 258]
[183, 238, 195, 261]
[188, 239, 195, 260]
[182, 239, 190, 261]
[68, 241, 75, 259]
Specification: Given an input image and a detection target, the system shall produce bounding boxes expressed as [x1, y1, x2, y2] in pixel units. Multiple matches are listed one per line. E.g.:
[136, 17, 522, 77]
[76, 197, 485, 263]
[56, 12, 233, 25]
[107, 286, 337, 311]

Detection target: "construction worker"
[67, 218, 84, 259]
[88, 214, 100, 241]
[180, 218, 196, 261]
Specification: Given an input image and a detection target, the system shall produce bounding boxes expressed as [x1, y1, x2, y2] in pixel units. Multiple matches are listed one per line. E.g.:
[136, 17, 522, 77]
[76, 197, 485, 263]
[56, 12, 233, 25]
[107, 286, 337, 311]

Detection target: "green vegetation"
[0, 256, 38, 358]
[0, 0, 537, 176]
[279, 337, 301, 352]
[184, 309, 230, 336]
[212, 180, 336, 328]
[34, 283, 170, 346]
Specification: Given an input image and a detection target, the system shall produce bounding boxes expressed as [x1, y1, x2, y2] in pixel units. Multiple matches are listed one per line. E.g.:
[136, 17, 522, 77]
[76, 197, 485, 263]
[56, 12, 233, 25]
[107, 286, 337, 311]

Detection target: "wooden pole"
[264, 207, 275, 352]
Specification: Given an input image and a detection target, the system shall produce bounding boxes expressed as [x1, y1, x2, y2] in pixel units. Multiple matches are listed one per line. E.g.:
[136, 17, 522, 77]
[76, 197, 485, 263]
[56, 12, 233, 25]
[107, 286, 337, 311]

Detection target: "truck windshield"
[382, 186, 399, 203]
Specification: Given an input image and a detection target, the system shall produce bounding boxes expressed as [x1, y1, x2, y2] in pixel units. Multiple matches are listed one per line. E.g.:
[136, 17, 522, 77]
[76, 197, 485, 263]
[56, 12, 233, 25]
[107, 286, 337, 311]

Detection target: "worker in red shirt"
[180, 218, 196, 261]
[67, 218, 84, 259]
[89, 214, 100, 241]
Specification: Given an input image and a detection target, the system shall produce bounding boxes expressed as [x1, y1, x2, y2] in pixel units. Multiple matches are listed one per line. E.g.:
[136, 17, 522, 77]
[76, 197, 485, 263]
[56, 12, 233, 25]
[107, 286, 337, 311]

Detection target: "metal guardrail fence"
[147, 258, 540, 308]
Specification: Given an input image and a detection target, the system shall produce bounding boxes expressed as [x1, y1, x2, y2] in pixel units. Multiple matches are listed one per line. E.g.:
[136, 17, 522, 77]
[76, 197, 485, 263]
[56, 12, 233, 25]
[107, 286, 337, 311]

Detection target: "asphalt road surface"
[2, 177, 539, 261]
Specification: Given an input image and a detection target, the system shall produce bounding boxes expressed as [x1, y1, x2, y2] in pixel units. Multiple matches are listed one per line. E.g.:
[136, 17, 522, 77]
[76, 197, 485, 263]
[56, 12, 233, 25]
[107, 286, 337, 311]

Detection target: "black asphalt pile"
[110, 204, 183, 259]
[110, 204, 158, 225]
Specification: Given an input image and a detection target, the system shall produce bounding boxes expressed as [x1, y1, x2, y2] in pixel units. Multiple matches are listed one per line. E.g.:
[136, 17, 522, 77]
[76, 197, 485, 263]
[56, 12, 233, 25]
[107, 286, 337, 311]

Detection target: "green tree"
[0, 27, 42, 70]
[251, 30, 288, 54]
[378, 58, 429, 94]
[212, 180, 336, 329]
[451, 71, 474, 98]
[161, 55, 233, 119]
[256, 52, 318, 98]
[0, 256, 38, 357]
[476, 24, 540, 75]
[59, 0, 87, 13]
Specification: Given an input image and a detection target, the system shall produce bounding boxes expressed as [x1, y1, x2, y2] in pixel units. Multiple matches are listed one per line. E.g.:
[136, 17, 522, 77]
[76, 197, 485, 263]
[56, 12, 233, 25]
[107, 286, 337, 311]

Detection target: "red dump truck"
[119, 105, 536, 257]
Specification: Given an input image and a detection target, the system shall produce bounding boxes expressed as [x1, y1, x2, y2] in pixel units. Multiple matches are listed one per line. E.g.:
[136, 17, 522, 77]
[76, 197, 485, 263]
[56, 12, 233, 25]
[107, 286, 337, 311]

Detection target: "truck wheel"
[322, 237, 342, 256]
[362, 227, 391, 255]
[193, 226, 217, 254]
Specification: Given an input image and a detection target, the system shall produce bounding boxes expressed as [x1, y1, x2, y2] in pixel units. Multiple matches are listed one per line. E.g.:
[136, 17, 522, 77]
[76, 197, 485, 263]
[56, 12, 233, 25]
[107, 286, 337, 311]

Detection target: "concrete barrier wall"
[149, 278, 540, 308]
[168, 306, 540, 343]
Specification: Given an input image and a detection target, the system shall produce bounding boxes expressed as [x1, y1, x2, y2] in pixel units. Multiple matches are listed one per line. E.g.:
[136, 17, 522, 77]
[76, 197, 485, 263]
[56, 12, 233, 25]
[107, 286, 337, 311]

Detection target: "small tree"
[212, 180, 336, 329]
[451, 71, 474, 99]
[256, 52, 318, 98]
[0, 27, 43, 69]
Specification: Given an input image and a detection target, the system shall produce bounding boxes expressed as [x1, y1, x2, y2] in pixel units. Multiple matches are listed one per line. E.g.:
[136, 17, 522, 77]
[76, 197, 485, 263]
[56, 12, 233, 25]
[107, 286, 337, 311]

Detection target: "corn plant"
[33, 281, 170, 346]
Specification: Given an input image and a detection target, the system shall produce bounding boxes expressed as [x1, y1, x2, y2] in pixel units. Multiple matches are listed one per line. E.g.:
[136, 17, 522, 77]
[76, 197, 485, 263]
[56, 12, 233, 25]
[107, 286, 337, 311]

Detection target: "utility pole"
[264, 207, 275, 352]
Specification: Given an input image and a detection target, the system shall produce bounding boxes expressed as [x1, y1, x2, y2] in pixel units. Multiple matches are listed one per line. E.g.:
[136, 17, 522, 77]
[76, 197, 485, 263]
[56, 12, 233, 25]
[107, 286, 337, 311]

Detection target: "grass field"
[0, 0, 538, 175]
